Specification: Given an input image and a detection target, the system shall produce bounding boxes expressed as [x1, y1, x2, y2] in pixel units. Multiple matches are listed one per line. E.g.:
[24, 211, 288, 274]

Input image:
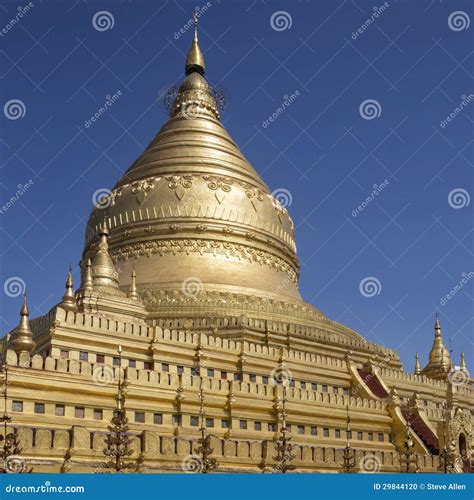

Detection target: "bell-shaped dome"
[81, 21, 367, 335]
[84, 26, 302, 309]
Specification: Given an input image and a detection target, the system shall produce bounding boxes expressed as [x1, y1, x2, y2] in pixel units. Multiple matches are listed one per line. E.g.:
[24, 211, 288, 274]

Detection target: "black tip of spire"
[185, 65, 205, 76]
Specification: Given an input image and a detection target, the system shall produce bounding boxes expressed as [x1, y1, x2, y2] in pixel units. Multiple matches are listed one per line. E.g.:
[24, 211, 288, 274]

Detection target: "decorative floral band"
[108, 238, 299, 284]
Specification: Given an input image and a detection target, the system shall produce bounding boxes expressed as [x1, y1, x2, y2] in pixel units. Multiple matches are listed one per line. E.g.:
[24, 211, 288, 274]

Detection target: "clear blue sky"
[0, 0, 472, 373]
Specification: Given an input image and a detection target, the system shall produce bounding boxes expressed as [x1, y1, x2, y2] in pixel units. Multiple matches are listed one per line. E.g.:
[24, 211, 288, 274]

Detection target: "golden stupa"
[1, 16, 472, 474]
[82, 15, 366, 343]
[85, 28, 303, 315]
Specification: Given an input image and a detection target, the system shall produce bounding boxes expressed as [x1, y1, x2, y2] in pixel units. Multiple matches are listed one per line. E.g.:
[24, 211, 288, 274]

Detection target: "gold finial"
[414, 353, 421, 375]
[60, 266, 78, 312]
[420, 315, 451, 380]
[460, 352, 468, 373]
[434, 313, 441, 336]
[91, 221, 119, 289]
[128, 269, 139, 300]
[193, 9, 198, 42]
[116, 345, 124, 411]
[83, 259, 94, 292]
[21, 291, 28, 317]
[185, 9, 205, 75]
[99, 218, 109, 236]
[341, 404, 356, 473]
[11, 292, 36, 355]
[345, 405, 351, 441]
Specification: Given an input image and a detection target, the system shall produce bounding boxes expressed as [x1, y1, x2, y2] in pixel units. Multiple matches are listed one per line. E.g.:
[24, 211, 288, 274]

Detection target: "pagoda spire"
[434, 313, 441, 335]
[341, 405, 356, 473]
[194, 376, 218, 473]
[11, 294, 36, 355]
[91, 221, 119, 290]
[273, 384, 296, 473]
[83, 259, 94, 292]
[101, 345, 140, 473]
[414, 353, 421, 375]
[101, 345, 133, 473]
[59, 266, 78, 312]
[420, 316, 451, 380]
[460, 352, 468, 374]
[185, 9, 205, 75]
[128, 269, 139, 300]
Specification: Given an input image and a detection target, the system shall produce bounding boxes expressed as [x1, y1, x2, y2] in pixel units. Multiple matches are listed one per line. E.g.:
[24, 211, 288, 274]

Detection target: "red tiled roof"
[357, 369, 388, 398]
